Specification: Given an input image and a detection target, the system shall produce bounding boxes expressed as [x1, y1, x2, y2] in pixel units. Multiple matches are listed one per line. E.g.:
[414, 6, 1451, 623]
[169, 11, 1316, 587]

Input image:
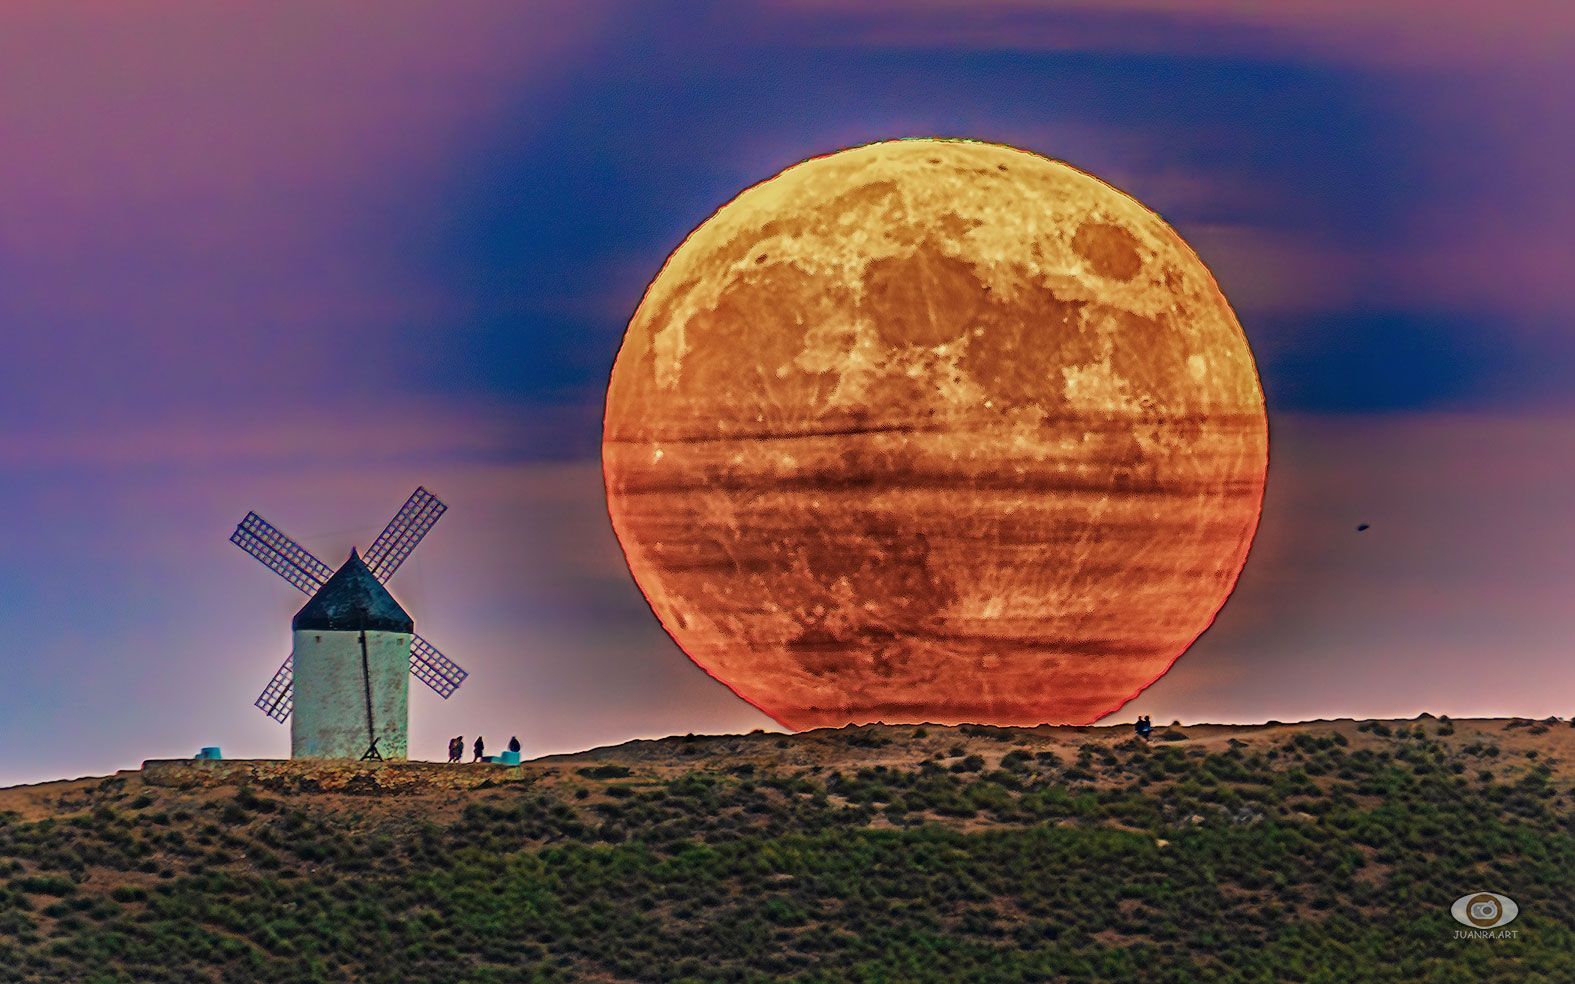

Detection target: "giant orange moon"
[603, 139, 1267, 729]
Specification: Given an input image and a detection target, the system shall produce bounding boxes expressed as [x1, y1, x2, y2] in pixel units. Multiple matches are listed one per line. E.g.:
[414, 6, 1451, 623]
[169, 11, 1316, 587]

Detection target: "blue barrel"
[196, 747, 222, 760]
[498, 750, 521, 765]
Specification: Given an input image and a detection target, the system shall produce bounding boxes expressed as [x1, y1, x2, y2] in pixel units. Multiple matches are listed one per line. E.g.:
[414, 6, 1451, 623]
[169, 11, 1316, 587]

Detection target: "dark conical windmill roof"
[292, 549, 413, 633]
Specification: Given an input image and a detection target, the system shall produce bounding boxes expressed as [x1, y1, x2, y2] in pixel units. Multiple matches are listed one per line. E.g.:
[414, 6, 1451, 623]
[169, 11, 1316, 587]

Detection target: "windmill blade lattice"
[363, 487, 448, 583]
[410, 635, 467, 698]
[230, 512, 334, 594]
[254, 654, 295, 722]
[232, 488, 469, 725]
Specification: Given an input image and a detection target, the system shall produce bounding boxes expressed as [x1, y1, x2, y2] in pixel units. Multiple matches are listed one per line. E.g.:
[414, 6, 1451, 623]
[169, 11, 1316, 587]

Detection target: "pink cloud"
[0, 2, 617, 437]
[0, 2, 613, 230]
[0, 3, 613, 334]
[0, 396, 601, 472]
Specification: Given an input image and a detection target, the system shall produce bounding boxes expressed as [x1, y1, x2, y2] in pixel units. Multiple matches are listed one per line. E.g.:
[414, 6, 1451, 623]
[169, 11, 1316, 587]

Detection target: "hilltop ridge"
[0, 717, 1571, 982]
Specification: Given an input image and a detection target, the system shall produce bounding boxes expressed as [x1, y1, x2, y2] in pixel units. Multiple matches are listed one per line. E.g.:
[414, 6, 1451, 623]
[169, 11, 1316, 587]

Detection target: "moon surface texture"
[603, 139, 1267, 730]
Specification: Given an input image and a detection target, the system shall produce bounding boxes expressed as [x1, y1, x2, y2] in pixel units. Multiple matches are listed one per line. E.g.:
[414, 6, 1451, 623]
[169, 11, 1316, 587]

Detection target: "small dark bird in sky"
[1356, 523, 1370, 532]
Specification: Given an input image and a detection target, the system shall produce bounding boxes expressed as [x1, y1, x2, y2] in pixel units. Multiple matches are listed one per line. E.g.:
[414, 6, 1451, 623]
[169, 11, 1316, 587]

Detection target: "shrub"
[5, 725, 1573, 983]
[16, 875, 77, 897]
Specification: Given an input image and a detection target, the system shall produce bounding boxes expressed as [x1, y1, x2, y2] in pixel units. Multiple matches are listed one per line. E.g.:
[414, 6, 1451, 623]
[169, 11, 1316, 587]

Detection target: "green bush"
[1, 728, 1571, 984]
[15, 876, 76, 897]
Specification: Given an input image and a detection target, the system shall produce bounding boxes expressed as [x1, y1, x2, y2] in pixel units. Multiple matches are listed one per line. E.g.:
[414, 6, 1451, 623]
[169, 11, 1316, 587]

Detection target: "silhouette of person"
[473, 736, 485, 762]
[508, 736, 521, 755]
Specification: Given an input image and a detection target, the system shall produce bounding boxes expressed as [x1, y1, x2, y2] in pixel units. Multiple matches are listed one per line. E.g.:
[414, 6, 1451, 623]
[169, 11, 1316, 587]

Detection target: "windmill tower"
[290, 549, 414, 759]
[230, 487, 468, 760]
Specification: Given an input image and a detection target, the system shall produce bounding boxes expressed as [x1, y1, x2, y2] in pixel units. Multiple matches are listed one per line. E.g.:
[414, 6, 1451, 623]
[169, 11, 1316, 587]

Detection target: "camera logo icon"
[1451, 892, 1518, 929]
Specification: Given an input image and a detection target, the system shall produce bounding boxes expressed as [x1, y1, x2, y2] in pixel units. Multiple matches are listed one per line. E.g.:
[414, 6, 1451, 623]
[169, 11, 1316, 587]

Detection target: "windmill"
[230, 487, 468, 759]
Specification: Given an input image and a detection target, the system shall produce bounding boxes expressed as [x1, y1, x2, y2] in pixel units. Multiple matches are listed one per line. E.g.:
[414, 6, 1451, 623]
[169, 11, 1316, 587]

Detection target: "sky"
[1, 1, 1572, 786]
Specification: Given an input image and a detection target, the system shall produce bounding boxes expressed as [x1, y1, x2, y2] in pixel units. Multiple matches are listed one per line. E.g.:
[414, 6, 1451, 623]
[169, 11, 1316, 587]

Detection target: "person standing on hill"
[473, 736, 485, 762]
[508, 736, 521, 756]
[448, 737, 462, 763]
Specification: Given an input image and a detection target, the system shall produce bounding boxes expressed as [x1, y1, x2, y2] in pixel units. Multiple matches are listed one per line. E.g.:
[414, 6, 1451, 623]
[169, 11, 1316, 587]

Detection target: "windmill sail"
[363, 487, 448, 583]
[254, 654, 295, 722]
[410, 635, 467, 698]
[233, 492, 469, 725]
[230, 512, 334, 594]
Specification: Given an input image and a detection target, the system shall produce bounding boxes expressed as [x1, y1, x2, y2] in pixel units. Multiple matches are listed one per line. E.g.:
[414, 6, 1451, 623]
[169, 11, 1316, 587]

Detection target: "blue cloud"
[405, 31, 1429, 426]
[1261, 310, 1516, 413]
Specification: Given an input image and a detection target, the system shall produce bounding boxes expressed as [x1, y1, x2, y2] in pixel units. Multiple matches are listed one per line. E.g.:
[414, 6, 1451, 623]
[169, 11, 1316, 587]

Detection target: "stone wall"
[140, 759, 528, 794]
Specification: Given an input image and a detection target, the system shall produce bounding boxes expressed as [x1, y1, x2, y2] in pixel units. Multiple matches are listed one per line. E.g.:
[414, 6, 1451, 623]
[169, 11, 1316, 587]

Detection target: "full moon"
[603, 139, 1267, 729]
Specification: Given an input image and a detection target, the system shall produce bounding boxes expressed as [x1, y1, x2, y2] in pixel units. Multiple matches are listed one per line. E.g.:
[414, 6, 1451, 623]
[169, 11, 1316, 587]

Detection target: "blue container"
[498, 750, 521, 765]
[196, 747, 222, 761]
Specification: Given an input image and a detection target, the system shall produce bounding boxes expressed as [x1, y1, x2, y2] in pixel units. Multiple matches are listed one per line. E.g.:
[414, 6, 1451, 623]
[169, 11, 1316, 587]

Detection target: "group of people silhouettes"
[446, 735, 522, 763]
[445, 736, 477, 762]
[1133, 716, 1153, 741]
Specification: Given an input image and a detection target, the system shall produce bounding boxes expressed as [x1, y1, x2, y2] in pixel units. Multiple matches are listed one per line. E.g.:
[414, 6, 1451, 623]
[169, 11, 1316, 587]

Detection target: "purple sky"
[2, 1, 1572, 786]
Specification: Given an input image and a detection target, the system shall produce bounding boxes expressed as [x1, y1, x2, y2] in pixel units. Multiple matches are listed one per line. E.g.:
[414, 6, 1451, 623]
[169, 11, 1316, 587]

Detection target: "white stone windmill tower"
[230, 487, 468, 760]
